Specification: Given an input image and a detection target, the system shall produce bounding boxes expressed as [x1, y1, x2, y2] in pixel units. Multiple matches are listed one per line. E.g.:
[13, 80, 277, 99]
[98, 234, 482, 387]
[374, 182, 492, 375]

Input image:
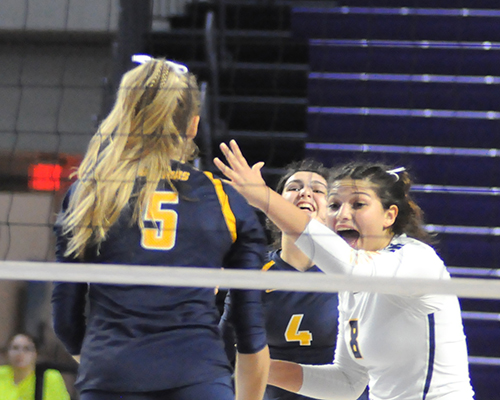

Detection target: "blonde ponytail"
[59, 58, 200, 258]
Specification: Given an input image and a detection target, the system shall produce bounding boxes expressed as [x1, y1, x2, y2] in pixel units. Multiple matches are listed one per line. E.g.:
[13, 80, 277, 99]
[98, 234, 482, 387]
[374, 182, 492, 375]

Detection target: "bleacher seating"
[147, 1, 309, 186]
[292, 2, 500, 398]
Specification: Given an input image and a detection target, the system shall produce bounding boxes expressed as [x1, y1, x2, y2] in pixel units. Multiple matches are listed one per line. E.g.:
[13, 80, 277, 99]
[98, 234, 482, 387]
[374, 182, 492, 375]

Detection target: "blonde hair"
[59, 58, 200, 258]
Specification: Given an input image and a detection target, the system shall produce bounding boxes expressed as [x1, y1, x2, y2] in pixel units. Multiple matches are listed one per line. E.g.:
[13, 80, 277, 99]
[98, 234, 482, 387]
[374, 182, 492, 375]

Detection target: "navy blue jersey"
[220, 250, 339, 400]
[262, 251, 339, 364]
[52, 161, 267, 393]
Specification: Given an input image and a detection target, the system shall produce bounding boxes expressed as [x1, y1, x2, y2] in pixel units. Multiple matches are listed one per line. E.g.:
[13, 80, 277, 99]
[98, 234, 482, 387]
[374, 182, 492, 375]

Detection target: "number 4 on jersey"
[141, 191, 179, 250]
[285, 314, 312, 346]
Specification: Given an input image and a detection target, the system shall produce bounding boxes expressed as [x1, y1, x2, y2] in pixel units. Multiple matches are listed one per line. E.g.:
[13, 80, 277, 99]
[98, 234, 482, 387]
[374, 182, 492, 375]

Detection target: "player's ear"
[186, 116, 200, 139]
[383, 205, 398, 229]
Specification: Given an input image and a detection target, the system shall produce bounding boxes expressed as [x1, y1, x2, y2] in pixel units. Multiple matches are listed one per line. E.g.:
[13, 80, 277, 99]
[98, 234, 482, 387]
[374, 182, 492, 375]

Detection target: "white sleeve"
[298, 313, 369, 400]
[295, 219, 355, 275]
[295, 219, 448, 280]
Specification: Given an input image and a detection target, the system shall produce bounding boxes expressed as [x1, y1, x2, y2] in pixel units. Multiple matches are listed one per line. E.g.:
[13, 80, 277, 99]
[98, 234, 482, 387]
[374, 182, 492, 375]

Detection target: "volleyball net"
[2, 1, 500, 397]
[2, 4, 500, 299]
[0, 260, 500, 300]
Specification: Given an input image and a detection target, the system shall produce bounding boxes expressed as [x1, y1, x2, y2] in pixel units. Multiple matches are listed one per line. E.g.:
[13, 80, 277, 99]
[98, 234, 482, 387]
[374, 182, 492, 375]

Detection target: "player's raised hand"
[214, 140, 269, 208]
[215, 140, 310, 236]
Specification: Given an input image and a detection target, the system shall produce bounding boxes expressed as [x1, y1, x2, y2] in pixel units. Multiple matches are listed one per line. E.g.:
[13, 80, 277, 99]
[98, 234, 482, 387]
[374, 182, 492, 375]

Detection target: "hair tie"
[386, 167, 406, 181]
[132, 54, 188, 114]
[132, 54, 188, 75]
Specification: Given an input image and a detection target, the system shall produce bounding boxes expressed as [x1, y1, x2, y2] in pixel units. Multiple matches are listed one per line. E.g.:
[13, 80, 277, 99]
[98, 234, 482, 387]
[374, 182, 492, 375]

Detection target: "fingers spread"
[215, 141, 264, 188]
[229, 140, 248, 166]
[221, 141, 246, 172]
[213, 157, 234, 180]
[252, 161, 265, 172]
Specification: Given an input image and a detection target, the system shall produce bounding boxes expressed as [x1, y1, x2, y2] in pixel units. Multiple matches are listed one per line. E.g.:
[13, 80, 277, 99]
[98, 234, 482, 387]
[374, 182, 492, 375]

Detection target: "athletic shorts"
[80, 375, 234, 400]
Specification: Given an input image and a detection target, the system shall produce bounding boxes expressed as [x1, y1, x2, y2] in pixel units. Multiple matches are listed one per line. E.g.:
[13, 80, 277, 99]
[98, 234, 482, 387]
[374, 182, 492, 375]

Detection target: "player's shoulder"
[163, 161, 202, 185]
[202, 170, 258, 214]
[385, 235, 444, 266]
[387, 235, 448, 278]
[264, 250, 299, 272]
[169, 164, 241, 199]
[262, 259, 275, 271]
[195, 168, 235, 192]
[387, 235, 438, 256]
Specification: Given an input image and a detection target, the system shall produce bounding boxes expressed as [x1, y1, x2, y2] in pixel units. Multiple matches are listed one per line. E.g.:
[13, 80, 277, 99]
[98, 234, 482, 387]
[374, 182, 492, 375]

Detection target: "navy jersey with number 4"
[221, 250, 349, 400]
[52, 161, 268, 394]
[263, 251, 339, 364]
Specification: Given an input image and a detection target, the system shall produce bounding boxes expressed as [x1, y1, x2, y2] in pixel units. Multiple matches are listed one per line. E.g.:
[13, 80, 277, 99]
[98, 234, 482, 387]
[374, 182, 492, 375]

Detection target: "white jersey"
[294, 219, 474, 400]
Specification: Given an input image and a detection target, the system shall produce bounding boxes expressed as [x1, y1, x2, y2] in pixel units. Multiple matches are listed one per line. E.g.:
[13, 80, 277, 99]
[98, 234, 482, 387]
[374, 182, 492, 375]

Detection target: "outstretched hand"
[214, 140, 311, 237]
[213, 140, 269, 209]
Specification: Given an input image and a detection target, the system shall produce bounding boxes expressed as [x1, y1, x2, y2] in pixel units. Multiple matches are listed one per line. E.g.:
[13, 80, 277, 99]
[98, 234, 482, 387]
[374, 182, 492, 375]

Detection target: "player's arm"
[229, 285, 269, 400]
[51, 281, 88, 356]
[214, 140, 310, 241]
[301, 324, 368, 400]
[218, 291, 237, 365]
[270, 313, 368, 400]
[221, 180, 270, 399]
[214, 143, 358, 276]
[268, 359, 304, 392]
[52, 189, 88, 356]
[269, 359, 367, 400]
[235, 345, 270, 400]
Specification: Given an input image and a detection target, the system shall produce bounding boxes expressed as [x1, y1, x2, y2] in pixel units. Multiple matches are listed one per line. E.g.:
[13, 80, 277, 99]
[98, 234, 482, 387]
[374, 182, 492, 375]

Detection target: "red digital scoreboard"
[28, 163, 63, 191]
[27, 155, 81, 192]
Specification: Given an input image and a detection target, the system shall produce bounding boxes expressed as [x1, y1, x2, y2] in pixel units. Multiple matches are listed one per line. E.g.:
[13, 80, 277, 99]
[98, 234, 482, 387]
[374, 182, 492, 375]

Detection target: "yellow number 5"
[141, 191, 179, 251]
[285, 314, 312, 346]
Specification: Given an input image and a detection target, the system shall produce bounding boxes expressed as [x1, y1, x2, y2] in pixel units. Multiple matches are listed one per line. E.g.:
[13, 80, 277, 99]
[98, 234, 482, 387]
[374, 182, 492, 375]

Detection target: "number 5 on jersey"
[141, 191, 179, 250]
[285, 314, 312, 346]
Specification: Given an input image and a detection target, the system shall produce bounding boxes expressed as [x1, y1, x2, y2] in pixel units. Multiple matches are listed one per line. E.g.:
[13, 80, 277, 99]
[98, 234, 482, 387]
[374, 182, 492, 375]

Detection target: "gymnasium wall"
[0, 0, 118, 367]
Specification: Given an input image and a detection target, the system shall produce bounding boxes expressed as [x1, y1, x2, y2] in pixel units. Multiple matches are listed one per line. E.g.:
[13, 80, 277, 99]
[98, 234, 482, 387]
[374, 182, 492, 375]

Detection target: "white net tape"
[2, 261, 500, 299]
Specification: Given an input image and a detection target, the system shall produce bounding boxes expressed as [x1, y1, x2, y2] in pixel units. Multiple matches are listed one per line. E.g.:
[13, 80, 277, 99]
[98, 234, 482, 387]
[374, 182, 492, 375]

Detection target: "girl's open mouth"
[337, 229, 360, 248]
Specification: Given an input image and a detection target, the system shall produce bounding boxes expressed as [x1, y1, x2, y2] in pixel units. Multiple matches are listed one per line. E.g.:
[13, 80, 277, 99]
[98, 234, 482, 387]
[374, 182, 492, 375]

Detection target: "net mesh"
[2, 0, 500, 398]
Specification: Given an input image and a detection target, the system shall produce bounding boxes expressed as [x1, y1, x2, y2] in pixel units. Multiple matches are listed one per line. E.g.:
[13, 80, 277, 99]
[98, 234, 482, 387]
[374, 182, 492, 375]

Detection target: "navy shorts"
[80, 375, 234, 400]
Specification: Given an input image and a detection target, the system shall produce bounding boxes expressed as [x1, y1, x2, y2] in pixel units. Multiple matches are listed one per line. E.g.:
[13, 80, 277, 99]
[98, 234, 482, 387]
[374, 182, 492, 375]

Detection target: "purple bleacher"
[435, 233, 500, 275]
[309, 40, 500, 76]
[292, 7, 500, 41]
[412, 192, 500, 227]
[307, 112, 500, 148]
[469, 363, 500, 400]
[335, 0, 500, 7]
[305, 145, 500, 186]
[292, 3, 500, 396]
[460, 298, 500, 314]
[462, 315, 500, 357]
[308, 76, 500, 111]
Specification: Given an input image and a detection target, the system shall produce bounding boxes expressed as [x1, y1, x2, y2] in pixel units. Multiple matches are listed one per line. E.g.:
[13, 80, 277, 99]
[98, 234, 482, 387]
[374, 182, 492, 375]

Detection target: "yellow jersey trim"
[204, 172, 237, 243]
[262, 260, 276, 292]
[262, 260, 275, 271]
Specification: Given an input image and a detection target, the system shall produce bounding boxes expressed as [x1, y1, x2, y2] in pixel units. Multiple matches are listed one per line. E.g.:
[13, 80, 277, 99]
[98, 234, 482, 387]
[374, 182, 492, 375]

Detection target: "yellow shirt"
[0, 365, 70, 400]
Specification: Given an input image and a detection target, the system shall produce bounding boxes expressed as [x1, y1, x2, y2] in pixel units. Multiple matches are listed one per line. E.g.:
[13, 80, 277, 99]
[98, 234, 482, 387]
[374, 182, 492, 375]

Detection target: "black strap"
[34, 364, 45, 400]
